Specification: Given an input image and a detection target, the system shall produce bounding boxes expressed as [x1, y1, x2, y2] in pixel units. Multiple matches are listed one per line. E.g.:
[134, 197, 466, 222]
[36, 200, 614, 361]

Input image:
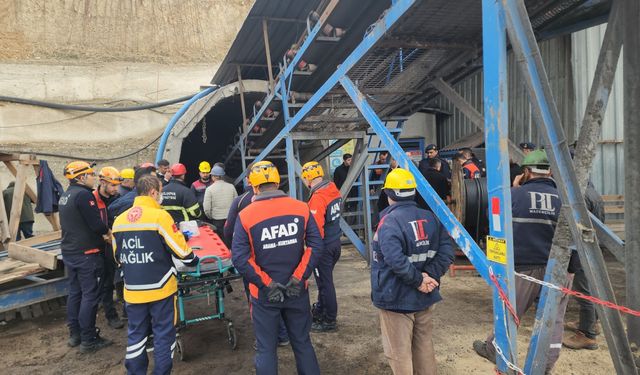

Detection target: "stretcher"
[175, 224, 241, 360]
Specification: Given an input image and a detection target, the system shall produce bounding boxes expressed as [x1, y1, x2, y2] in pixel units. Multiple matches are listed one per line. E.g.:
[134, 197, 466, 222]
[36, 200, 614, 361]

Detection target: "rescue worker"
[474, 150, 568, 374]
[301, 161, 342, 332]
[59, 161, 112, 353]
[418, 144, 451, 180]
[371, 168, 454, 375]
[94, 167, 125, 329]
[519, 142, 536, 155]
[454, 149, 481, 179]
[112, 174, 198, 375]
[416, 157, 450, 211]
[203, 164, 237, 244]
[161, 163, 202, 223]
[224, 176, 291, 347]
[190, 161, 213, 208]
[232, 161, 323, 375]
[119, 168, 135, 196]
[156, 159, 171, 186]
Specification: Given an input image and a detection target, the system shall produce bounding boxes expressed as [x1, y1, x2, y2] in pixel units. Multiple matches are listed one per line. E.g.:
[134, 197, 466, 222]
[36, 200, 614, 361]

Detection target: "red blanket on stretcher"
[187, 225, 231, 261]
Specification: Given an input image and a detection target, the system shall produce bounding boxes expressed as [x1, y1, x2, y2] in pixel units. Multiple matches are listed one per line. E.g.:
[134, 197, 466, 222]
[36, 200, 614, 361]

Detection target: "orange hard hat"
[64, 161, 96, 180]
[99, 167, 122, 185]
[171, 163, 187, 176]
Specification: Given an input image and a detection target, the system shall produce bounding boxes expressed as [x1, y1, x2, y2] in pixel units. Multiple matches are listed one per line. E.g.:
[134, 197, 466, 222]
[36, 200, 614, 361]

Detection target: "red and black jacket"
[308, 180, 342, 246]
[231, 190, 324, 302]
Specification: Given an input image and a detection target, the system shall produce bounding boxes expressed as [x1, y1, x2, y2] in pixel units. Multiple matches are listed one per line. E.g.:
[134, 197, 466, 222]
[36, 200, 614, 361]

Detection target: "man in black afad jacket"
[58, 161, 112, 353]
[473, 150, 568, 374]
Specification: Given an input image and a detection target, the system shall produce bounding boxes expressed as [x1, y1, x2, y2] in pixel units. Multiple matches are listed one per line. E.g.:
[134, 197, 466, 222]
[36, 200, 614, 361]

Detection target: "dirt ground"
[0, 247, 630, 375]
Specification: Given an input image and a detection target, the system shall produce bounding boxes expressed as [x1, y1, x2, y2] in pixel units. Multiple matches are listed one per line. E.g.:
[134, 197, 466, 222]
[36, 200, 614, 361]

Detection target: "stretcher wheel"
[176, 336, 185, 361]
[227, 321, 237, 350]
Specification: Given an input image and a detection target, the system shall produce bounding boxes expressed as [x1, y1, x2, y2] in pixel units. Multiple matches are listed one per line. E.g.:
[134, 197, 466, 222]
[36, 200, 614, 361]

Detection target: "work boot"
[473, 340, 496, 364]
[563, 331, 598, 350]
[68, 332, 81, 348]
[107, 316, 124, 329]
[79, 329, 113, 354]
[311, 319, 337, 332]
[564, 320, 600, 335]
[311, 303, 323, 324]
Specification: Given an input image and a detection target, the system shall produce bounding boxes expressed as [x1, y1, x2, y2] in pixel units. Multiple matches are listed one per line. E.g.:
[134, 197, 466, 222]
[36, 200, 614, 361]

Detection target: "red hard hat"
[171, 163, 187, 176]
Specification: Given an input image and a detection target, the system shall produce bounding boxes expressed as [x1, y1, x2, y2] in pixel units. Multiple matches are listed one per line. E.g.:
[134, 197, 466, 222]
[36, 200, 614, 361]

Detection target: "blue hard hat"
[211, 165, 225, 177]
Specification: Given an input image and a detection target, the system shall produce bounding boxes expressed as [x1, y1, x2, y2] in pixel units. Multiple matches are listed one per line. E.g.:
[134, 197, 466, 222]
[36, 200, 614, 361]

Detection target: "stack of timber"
[0, 231, 66, 321]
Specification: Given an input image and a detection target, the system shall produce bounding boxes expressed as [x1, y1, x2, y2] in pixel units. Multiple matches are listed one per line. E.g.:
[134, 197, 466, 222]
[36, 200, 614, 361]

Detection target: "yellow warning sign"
[486, 236, 507, 265]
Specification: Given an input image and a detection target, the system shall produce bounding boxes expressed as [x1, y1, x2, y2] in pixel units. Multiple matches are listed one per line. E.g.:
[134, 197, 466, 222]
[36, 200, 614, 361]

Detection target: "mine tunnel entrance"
[175, 90, 265, 186]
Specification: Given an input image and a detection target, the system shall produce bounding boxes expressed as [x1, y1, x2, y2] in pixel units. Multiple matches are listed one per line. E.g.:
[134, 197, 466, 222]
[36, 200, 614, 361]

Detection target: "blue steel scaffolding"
[210, 0, 638, 373]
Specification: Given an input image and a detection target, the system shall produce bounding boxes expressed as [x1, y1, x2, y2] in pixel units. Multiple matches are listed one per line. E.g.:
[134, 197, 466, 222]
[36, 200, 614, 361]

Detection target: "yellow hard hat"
[99, 167, 122, 185]
[383, 168, 417, 190]
[199, 161, 212, 173]
[120, 168, 135, 180]
[64, 161, 96, 180]
[301, 161, 324, 181]
[249, 161, 280, 187]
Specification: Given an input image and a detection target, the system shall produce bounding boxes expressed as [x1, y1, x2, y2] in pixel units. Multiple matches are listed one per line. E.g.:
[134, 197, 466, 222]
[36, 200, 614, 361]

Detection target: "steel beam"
[378, 37, 478, 50]
[291, 131, 364, 140]
[233, 0, 419, 186]
[501, 1, 637, 373]
[431, 77, 524, 162]
[525, 1, 624, 371]
[623, 0, 640, 348]
[340, 75, 492, 281]
[482, 1, 518, 372]
[526, 3, 624, 371]
[591, 213, 624, 263]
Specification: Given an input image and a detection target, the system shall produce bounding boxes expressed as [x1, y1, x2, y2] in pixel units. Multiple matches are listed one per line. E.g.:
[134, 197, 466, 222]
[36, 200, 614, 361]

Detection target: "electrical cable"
[0, 133, 161, 162]
[0, 93, 197, 112]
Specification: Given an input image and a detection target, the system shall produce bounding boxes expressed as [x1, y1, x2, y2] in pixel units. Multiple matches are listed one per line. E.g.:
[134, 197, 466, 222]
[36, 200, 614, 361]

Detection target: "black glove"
[266, 282, 286, 303]
[284, 277, 303, 299]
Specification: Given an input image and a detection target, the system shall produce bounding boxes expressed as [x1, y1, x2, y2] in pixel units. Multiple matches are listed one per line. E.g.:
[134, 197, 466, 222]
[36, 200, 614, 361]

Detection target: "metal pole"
[525, 1, 623, 371]
[237, 65, 248, 135]
[233, 0, 418, 185]
[281, 81, 297, 199]
[340, 75, 494, 282]
[501, 1, 637, 373]
[262, 19, 275, 91]
[623, 0, 640, 348]
[482, 1, 518, 372]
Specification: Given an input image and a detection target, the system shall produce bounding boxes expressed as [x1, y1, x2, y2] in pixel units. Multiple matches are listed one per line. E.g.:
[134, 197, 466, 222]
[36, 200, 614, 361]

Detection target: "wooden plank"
[0, 176, 10, 243]
[16, 231, 61, 247]
[602, 194, 624, 202]
[605, 205, 625, 214]
[8, 164, 29, 242]
[0, 259, 44, 284]
[3, 161, 36, 204]
[8, 242, 59, 270]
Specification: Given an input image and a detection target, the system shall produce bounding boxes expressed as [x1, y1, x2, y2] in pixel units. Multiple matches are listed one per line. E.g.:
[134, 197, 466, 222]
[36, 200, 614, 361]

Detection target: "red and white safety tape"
[514, 272, 640, 318]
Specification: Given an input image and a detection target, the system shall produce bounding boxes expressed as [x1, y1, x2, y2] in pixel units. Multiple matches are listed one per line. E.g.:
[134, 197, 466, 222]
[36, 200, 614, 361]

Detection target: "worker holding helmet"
[191, 161, 213, 208]
[301, 161, 342, 332]
[119, 168, 135, 196]
[371, 168, 454, 375]
[59, 161, 112, 353]
[232, 161, 324, 375]
[161, 163, 202, 223]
